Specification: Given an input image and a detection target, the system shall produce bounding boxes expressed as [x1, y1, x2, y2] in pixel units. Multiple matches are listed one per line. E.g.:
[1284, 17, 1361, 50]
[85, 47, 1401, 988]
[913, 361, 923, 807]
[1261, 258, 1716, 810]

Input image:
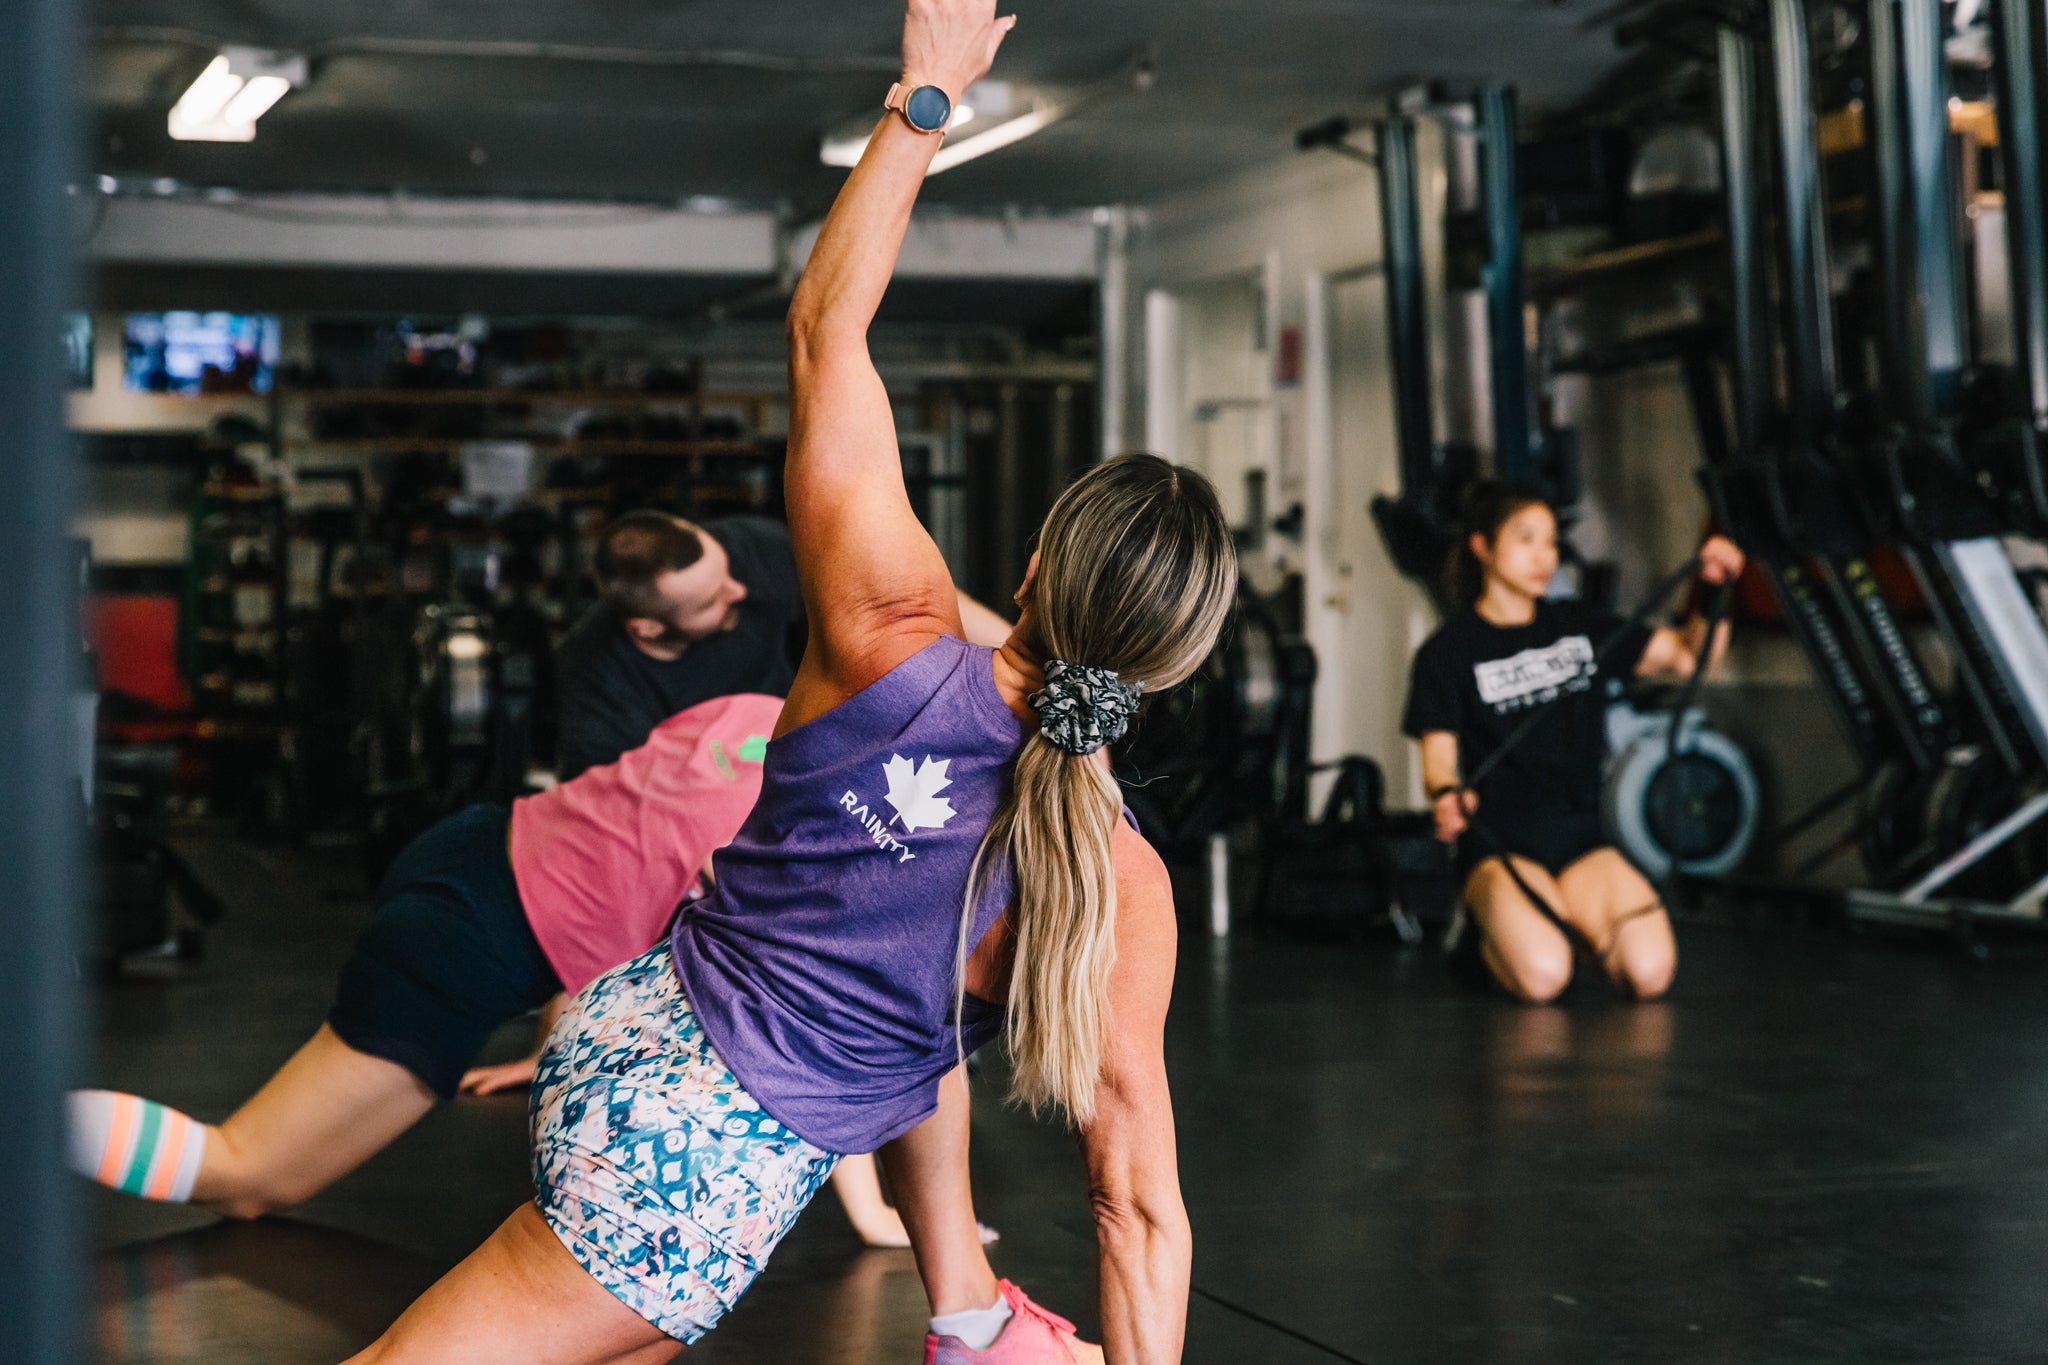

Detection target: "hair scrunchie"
[1029, 660, 1142, 756]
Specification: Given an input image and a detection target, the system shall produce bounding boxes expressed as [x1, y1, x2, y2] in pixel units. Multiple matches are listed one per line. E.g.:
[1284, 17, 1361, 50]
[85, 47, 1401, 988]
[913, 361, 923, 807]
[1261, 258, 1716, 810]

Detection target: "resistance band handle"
[1660, 573, 1736, 767]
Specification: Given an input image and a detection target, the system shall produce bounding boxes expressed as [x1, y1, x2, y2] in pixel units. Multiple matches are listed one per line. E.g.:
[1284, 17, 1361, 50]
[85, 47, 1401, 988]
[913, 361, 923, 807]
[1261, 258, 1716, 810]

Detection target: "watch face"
[905, 84, 952, 133]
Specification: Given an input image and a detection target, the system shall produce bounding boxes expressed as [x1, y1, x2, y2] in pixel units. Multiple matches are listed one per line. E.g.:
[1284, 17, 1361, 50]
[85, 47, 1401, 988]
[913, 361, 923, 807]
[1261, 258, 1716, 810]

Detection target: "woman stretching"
[339, 3, 1236, 1362]
[70, 692, 1023, 1348]
[1403, 482, 1745, 1004]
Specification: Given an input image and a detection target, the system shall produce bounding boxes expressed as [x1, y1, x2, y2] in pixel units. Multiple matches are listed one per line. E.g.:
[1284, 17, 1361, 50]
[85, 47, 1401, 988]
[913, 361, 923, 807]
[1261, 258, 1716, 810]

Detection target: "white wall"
[1119, 147, 1441, 802]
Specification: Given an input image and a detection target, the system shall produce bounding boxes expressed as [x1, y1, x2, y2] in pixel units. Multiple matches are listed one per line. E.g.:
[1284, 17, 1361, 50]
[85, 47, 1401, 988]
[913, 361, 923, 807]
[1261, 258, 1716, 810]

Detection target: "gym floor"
[88, 836, 2048, 1364]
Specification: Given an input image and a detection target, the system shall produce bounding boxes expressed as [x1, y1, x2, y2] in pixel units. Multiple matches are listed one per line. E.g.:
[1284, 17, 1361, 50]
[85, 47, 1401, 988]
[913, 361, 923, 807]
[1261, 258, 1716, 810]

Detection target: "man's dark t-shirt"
[556, 516, 804, 780]
[1401, 600, 1652, 827]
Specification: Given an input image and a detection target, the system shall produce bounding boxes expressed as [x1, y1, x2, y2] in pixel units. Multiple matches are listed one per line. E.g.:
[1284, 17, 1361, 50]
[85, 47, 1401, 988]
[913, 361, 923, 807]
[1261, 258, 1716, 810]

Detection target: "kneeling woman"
[1402, 482, 1745, 1004]
[341, 4, 1236, 1360]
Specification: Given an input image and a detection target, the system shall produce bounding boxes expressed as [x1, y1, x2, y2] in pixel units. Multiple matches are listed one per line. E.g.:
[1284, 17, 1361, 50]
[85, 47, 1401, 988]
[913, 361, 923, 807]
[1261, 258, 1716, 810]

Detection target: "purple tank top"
[671, 634, 1027, 1153]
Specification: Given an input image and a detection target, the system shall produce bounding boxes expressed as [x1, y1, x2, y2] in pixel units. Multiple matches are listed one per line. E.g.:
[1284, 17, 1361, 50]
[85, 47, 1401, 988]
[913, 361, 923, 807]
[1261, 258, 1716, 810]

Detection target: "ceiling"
[85, 0, 1647, 212]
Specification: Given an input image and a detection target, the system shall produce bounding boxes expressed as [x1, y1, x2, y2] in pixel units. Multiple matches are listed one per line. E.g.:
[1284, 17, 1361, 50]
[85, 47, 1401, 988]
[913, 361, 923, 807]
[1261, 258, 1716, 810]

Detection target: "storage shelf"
[282, 437, 774, 458]
[283, 388, 779, 410]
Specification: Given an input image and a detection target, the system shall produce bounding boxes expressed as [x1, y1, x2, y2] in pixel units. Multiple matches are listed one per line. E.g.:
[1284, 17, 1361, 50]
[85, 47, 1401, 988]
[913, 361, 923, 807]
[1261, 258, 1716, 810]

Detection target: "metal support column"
[1861, 0, 1963, 400]
[1767, 0, 1841, 434]
[1718, 24, 1775, 450]
[1865, 0, 1922, 410]
[1991, 0, 2048, 427]
[1376, 114, 1436, 498]
[1864, 0, 1969, 415]
[1898, 0, 1967, 412]
[0, 0, 83, 1353]
[1477, 84, 1535, 481]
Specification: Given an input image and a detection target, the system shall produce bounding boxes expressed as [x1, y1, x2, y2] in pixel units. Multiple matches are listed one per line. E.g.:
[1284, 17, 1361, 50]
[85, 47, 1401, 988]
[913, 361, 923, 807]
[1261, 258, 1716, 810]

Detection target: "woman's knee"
[1486, 934, 1574, 1004]
[201, 1131, 321, 1219]
[1613, 935, 1676, 1000]
[209, 1173, 305, 1222]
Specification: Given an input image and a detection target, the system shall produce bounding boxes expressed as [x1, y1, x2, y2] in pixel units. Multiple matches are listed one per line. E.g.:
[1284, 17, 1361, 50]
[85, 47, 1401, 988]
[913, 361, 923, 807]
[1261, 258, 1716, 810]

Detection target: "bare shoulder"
[1111, 820, 1176, 949]
[1101, 816, 1176, 1060]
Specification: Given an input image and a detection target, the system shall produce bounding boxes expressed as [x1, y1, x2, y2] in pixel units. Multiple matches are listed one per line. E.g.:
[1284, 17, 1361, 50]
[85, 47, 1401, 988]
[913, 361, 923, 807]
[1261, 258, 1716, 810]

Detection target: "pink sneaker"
[924, 1280, 1100, 1364]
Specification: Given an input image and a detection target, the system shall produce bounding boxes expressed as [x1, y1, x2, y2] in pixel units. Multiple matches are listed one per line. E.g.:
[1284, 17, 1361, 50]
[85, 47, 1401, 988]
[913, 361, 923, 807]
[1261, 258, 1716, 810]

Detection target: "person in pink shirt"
[69, 690, 1067, 1356]
[469, 698, 992, 1253]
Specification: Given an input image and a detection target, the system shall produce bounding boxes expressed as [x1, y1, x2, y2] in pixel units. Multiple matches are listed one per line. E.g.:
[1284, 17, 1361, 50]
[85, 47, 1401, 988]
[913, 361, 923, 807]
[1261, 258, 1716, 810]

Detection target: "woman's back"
[671, 634, 1025, 1154]
[513, 692, 784, 996]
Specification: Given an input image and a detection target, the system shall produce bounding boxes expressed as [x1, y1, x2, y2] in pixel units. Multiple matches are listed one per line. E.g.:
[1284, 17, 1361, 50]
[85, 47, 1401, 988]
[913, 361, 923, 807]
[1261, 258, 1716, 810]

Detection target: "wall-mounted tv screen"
[62, 312, 93, 390]
[123, 312, 281, 396]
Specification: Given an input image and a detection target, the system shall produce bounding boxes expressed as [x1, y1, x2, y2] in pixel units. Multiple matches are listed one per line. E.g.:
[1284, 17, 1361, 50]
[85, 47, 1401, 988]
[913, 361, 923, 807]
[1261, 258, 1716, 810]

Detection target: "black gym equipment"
[1842, 0, 2048, 928]
[359, 521, 552, 884]
[1116, 580, 1455, 941]
[1365, 88, 1572, 600]
[1702, 4, 1971, 886]
[1305, 83, 1763, 888]
[1699, 16, 1911, 879]
[77, 539, 228, 976]
[1691, 0, 2048, 932]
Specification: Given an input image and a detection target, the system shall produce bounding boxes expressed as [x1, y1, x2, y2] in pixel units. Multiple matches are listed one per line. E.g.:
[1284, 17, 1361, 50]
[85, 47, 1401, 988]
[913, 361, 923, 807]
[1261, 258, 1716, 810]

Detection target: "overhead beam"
[91, 194, 785, 274]
[90, 192, 1103, 283]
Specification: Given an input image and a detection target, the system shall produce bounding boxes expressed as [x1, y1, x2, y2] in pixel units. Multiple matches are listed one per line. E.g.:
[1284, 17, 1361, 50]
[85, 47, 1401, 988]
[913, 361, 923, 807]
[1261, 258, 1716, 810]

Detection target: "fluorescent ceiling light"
[820, 80, 1068, 176]
[220, 75, 293, 127]
[170, 56, 241, 128]
[929, 102, 1067, 174]
[169, 47, 307, 143]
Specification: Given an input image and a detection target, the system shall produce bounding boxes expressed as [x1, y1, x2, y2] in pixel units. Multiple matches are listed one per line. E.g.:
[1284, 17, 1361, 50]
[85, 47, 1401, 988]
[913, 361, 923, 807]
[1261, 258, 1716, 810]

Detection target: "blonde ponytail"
[960, 455, 1236, 1127]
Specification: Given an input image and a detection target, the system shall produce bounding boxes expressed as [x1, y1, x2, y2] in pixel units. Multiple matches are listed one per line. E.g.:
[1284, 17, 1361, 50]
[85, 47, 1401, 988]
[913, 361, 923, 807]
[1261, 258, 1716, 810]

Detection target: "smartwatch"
[886, 82, 954, 134]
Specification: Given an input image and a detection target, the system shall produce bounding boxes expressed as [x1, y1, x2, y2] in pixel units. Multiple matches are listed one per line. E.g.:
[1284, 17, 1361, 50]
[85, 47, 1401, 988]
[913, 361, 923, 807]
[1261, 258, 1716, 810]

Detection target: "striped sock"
[67, 1090, 209, 1203]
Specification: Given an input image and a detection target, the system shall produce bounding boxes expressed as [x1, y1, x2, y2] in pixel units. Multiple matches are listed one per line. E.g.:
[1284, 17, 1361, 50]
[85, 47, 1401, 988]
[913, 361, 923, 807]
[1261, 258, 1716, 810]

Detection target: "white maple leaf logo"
[883, 754, 957, 833]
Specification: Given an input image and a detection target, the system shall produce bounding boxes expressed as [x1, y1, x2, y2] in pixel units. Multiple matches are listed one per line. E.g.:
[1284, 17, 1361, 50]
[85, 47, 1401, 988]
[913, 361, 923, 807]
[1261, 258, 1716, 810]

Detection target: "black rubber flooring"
[86, 834, 2048, 1363]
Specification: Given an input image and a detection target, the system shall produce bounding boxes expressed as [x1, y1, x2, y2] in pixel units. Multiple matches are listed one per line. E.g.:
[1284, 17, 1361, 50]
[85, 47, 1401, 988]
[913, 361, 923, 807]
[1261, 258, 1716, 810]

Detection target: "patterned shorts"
[531, 945, 840, 1344]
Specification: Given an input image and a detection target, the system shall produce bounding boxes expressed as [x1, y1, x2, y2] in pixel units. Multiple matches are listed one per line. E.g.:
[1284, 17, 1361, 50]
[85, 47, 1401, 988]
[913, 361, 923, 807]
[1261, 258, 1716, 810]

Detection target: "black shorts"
[1457, 806, 1609, 882]
[328, 804, 563, 1099]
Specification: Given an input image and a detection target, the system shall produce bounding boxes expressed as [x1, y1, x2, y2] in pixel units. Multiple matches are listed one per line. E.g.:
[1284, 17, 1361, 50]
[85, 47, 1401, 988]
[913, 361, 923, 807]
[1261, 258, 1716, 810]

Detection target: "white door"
[1320, 270, 1437, 806]
[1162, 273, 1268, 529]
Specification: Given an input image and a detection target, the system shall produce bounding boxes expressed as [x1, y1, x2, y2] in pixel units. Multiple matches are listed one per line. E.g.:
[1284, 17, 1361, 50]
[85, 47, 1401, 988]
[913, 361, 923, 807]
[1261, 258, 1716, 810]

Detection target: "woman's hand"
[1699, 535, 1746, 586]
[902, 0, 1017, 101]
[1433, 788, 1476, 845]
[458, 1054, 540, 1097]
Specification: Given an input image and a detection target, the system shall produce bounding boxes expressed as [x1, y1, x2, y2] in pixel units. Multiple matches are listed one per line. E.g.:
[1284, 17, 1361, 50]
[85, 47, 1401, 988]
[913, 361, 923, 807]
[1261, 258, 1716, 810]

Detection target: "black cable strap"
[1190, 1283, 1374, 1364]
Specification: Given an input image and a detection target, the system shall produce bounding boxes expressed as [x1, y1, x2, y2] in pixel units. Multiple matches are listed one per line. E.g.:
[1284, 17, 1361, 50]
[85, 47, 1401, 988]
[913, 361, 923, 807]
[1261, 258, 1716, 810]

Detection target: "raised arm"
[782, 0, 1016, 711]
[1079, 824, 1192, 1365]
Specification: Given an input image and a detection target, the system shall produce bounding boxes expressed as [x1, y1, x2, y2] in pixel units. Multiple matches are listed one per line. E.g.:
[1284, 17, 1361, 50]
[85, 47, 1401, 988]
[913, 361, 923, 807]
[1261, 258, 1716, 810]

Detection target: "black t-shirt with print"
[555, 516, 806, 781]
[1401, 600, 1653, 819]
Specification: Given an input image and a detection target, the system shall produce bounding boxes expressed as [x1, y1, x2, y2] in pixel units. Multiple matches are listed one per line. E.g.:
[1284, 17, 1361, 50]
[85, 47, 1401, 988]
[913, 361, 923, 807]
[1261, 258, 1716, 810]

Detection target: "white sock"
[931, 1293, 1013, 1350]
